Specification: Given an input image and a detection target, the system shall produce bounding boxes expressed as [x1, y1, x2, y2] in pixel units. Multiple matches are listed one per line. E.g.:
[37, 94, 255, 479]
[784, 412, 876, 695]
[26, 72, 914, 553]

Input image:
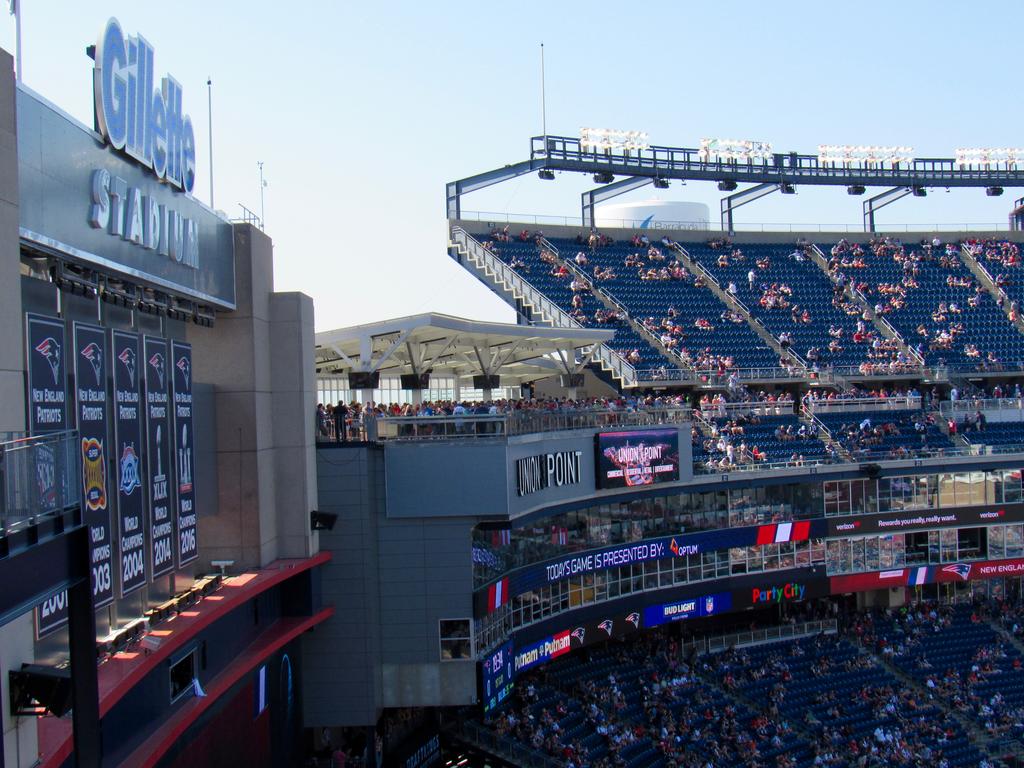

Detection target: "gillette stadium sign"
[93, 18, 196, 195]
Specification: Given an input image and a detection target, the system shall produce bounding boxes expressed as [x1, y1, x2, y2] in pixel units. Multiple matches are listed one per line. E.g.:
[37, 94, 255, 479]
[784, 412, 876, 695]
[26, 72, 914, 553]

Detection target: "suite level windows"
[439, 619, 472, 661]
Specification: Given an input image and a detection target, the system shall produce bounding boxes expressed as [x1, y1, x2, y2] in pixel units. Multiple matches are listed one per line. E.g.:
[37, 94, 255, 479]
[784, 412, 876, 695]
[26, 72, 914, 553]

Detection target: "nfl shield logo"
[705, 596, 715, 614]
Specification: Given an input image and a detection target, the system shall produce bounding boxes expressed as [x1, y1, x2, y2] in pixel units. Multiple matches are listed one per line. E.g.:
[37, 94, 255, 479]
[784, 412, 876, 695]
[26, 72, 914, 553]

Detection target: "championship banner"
[112, 330, 147, 596]
[26, 314, 68, 434]
[144, 336, 175, 578]
[26, 314, 70, 637]
[74, 322, 114, 608]
[170, 341, 197, 566]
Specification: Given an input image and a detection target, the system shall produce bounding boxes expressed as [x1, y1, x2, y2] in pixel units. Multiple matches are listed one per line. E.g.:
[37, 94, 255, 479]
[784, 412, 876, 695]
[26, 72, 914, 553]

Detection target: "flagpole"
[12, 0, 22, 84]
[540, 42, 546, 143]
[207, 78, 214, 208]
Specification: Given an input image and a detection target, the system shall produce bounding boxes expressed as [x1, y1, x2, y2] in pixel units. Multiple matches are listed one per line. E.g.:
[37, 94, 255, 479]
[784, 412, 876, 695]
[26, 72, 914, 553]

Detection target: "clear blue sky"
[2, 1, 1021, 330]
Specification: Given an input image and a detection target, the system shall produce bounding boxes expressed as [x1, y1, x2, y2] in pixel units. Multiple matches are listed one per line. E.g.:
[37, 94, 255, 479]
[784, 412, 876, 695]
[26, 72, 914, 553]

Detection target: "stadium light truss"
[956, 148, 1024, 169]
[818, 145, 914, 168]
[699, 138, 773, 164]
[579, 128, 649, 153]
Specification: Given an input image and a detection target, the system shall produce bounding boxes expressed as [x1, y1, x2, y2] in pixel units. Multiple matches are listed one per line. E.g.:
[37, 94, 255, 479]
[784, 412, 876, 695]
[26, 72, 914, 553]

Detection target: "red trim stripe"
[792, 520, 811, 541]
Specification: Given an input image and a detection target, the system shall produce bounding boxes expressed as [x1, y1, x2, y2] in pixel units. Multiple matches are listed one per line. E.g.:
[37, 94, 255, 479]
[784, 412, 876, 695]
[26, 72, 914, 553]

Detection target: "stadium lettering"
[88, 169, 199, 270]
[544, 542, 666, 582]
[93, 17, 196, 193]
[515, 450, 583, 497]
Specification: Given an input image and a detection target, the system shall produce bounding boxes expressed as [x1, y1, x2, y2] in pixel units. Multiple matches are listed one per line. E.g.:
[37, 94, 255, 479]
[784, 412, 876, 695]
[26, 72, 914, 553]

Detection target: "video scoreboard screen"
[480, 640, 514, 714]
[595, 428, 680, 489]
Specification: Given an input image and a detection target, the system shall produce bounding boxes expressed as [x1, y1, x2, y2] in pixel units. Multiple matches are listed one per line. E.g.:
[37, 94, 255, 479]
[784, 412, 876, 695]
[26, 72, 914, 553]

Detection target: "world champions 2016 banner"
[112, 331, 147, 596]
[170, 341, 197, 566]
[144, 336, 175, 578]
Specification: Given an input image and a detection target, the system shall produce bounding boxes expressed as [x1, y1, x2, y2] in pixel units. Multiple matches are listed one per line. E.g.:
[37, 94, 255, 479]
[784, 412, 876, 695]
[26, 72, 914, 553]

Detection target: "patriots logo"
[598, 619, 614, 636]
[148, 352, 165, 389]
[176, 356, 190, 386]
[625, 612, 640, 628]
[35, 336, 61, 385]
[118, 346, 136, 386]
[570, 627, 586, 644]
[80, 342, 103, 384]
[941, 563, 972, 581]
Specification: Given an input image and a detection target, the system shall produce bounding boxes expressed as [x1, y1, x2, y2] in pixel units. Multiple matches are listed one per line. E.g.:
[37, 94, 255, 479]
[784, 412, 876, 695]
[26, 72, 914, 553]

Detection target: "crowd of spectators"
[477, 597, 1021, 768]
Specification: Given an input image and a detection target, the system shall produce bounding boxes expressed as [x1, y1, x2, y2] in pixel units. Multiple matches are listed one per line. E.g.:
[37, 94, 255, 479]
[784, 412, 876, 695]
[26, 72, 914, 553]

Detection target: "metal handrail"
[1, 430, 80, 536]
[705, 619, 838, 653]
[804, 396, 923, 414]
[367, 408, 691, 441]
[450, 227, 637, 386]
[939, 398, 1024, 417]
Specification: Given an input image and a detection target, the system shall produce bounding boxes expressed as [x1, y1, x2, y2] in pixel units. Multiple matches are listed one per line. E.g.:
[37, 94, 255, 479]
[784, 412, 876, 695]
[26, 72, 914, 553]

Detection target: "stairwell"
[669, 243, 807, 373]
[859, 641, 1002, 760]
[448, 227, 637, 387]
[538, 238, 691, 375]
[808, 244, 925, 368]
[958, 244, 1024, 337]
[799, 405, 851, 462]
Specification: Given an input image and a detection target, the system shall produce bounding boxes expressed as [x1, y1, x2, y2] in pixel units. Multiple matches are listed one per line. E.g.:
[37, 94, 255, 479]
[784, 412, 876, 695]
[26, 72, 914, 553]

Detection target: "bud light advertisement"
[595, 428, 680, 489]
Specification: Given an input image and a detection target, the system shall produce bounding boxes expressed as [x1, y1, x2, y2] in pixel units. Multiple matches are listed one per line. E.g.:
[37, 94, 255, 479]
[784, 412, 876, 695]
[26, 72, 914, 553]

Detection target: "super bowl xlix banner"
[144, 336, 175, 578]
[112, 331, 147, 596]
[74, 323, 115, 608]
[170, 341, 197, 566]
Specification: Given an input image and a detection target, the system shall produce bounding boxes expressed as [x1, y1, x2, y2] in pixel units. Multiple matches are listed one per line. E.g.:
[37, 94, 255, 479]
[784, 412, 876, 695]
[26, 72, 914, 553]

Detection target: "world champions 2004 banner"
[170, 341, 197, 566]
[112, 331, 147, 596]
[144, 336, 175, 578]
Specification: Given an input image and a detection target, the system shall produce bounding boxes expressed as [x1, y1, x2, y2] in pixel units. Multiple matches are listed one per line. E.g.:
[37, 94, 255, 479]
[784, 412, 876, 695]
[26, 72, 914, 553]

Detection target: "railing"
[940, 398, 1024, 418]
[804, 396, 923, 414]
[230, 203, 263, 231]
[455, 720, 558, 768]
[458, 211, 1011, 234]
[367, 408, 691, 441]
[704, 619, 838, 654]
[634, 366, 804, 383]
[698, 400, 796, 417]
[0, 431, 80, 536]
[449, 227, 636, 386]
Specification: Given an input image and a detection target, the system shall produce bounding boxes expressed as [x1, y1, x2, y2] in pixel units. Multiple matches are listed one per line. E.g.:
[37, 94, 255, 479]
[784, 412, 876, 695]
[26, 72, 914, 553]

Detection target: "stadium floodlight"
[593, 171, 614, 184]
[780, 183, 796, 194]
[847, 185, 866, 195]
[580, 128, 649, 153]
[956, 148, 1024, 169]
[653, 177, 670, 189]
[818, 145, 914, 168]
[912, 186, 927, 197]
[987, 186, 1004, 197]
[538, 169, 555, 180]
[717, 180, 738, 191]
[700, 138, 773, 164]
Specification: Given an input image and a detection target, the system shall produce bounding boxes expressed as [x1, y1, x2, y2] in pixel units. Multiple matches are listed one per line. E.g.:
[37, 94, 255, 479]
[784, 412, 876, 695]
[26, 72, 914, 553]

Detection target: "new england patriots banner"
[170, 341, 197, 566]
[74, 322, 114, 608]
[26, 314, 70, 637]
[144, 336, 175, 578]
[112, 330, 147, 596]
[26, 314, 68, 434]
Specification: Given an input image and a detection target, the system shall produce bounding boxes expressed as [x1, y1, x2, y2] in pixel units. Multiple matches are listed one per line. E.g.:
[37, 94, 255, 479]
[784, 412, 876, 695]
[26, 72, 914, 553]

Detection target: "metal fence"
[703, 619, 838, 654]
[0, 430, 80, 536]
[804, 396, 923, 414]
[366, 408, 692, 441]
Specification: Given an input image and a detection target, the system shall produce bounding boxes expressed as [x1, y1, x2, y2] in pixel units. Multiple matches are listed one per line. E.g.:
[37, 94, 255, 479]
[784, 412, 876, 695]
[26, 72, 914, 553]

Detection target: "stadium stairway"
[538, 238, 686, 372]
[808, 243, 925, 368]
[668, 242, 805, 371]
[860, 633, 1002, 762]
[448, 227, 637, 387]
[958, 243, 1024, 337]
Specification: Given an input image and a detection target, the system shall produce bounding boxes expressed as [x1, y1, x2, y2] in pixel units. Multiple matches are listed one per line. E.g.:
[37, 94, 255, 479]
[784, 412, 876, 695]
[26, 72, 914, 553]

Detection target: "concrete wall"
[188, 224, 318, 570]
[0, 49, 37, 768]
[305, 445, 477, 727]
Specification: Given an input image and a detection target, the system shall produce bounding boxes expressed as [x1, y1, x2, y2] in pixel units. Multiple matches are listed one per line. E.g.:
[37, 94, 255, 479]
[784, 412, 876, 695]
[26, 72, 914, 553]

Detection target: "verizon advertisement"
[828, 504, 1024, 538]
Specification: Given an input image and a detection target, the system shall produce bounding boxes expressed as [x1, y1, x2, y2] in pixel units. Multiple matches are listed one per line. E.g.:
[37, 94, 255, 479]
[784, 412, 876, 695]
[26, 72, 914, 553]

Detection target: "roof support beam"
[446, 160, 540, 220]
[720, 183, 780, 235]
[581, 176, 653, 229]
[863, 186, 913, 233]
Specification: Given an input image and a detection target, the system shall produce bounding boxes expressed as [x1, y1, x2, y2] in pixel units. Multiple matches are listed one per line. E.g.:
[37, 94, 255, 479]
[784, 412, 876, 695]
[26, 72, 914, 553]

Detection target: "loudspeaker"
[10, 664, 73, 717]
